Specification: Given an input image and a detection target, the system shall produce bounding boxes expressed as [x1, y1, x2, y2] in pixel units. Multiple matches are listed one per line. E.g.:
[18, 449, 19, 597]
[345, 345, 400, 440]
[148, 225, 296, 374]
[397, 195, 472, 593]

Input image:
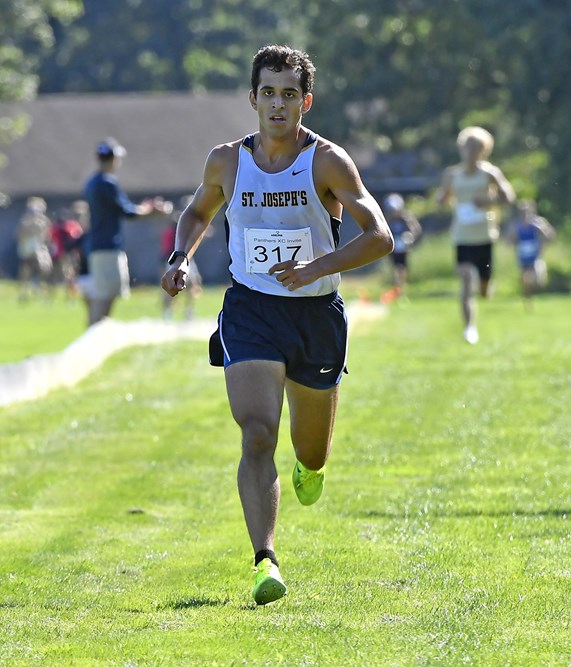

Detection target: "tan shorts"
[89, 250, 130, 300]
[75, 274, 96, 300]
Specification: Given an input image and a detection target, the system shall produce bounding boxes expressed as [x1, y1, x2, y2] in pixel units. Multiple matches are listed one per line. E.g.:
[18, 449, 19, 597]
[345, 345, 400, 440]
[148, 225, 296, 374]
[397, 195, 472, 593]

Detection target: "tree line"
[2, 0, 569, 229]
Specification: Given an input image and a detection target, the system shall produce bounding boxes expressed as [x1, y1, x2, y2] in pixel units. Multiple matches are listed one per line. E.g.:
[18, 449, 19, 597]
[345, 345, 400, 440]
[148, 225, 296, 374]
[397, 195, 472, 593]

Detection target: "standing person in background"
[16, 196, 53, 301]
[162, 45, 393, 605]
[508, 200, 556, 307]
[49, 208, 84, 299]
[437, 126, 515, 344]
[160, 195, 203, 320]
[84, 137, 172, 326]
[66, 200, 94, 326]
[380, 193, 422, 304]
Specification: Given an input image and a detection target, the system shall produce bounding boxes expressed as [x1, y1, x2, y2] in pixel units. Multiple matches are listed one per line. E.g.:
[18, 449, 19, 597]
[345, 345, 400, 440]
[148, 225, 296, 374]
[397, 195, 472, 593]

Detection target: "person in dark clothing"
[84, 137, 172, 325]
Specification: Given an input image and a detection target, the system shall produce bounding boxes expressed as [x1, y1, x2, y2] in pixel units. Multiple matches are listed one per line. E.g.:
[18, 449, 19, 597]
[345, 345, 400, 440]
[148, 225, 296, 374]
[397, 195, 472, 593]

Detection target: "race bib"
[519, 239, 539, 259]
[394, 236, 407, 253]
[244, 227, 314, 273]
[456, 202, 486, 225]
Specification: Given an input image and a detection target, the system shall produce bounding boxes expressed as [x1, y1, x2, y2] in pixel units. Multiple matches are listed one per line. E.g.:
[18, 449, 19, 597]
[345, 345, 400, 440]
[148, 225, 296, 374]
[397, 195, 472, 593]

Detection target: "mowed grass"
[0, 281, 227, 364]
[1, 255, 570, 664]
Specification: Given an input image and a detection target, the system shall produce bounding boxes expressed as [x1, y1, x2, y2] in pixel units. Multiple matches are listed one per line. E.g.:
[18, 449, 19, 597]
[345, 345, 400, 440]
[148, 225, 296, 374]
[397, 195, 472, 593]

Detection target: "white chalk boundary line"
[0, 301, 386, 408]
[0, 318, 217, 408]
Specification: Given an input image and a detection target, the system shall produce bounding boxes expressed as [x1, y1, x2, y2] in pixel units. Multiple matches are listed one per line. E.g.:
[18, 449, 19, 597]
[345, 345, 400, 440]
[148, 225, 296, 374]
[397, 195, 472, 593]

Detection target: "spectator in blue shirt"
[84, 137, 171, 325]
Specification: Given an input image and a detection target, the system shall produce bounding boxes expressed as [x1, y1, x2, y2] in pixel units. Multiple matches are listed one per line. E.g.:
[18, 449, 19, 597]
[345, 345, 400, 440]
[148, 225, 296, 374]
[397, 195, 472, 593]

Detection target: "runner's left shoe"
[292, 460, 324, 506]
[252, 558, 287, 605]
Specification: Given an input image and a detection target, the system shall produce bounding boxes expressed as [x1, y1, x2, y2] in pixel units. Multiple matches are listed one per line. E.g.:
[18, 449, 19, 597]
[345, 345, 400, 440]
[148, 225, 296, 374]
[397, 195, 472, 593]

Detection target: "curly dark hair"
[251, 45, 315, 96]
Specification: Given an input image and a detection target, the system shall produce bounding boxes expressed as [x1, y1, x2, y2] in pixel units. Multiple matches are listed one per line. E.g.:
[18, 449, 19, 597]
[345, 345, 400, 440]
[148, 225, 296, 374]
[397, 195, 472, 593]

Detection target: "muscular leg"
[286, 379, 339, 470]
[479, 278, 490, 298]
[225, 360, 285, 554]
[521, 267, 535, 311]
[458, 262, 476, 328]
[89, 297, 114, 326]
[395, 264, 406, 291]
[522, 267, 535, 298]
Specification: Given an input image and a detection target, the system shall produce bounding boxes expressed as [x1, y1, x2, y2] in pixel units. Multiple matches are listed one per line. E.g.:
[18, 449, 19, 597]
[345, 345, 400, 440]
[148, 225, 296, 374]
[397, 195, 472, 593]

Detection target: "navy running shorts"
[209, 280, 348, 389]
[390, 252, 408, 267]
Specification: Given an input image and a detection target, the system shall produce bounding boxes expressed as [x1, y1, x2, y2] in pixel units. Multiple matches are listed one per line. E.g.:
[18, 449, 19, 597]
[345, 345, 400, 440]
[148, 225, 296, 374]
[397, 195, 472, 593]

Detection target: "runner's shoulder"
[204, 139, 242, 181]
[314, 135, 358, 180]
[208, 139, 241, 163]
[478, 160, 503, 178]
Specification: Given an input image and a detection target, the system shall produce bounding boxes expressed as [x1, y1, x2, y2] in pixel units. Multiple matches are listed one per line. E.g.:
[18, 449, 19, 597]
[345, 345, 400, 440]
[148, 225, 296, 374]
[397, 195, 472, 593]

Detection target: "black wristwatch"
[168, 250, 189, 265]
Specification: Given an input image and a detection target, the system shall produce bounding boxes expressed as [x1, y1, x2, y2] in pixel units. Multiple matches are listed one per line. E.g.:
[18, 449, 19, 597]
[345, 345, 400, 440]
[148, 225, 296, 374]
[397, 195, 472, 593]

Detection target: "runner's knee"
[240, 417, 279, 457]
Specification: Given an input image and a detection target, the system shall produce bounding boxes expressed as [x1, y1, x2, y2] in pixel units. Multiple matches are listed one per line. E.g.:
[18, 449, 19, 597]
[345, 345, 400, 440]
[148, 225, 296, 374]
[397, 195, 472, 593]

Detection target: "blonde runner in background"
[437, 127, 515, 344]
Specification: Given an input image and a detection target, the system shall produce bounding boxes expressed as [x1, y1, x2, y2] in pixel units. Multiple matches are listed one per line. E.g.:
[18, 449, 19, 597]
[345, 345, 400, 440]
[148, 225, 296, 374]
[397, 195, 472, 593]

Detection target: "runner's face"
[459, 137, 485, 164]
[249, 67, 312, 135]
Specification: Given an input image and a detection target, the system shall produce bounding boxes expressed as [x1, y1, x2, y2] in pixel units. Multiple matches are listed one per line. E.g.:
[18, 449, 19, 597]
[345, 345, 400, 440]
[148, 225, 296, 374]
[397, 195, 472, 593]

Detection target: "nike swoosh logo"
[320, 367, 333, 374]
[292, 168, 307, 176]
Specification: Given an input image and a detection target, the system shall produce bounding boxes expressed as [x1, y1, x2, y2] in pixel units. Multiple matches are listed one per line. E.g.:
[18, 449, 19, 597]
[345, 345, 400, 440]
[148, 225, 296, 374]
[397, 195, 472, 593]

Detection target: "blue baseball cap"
[96, 137, 126, 158]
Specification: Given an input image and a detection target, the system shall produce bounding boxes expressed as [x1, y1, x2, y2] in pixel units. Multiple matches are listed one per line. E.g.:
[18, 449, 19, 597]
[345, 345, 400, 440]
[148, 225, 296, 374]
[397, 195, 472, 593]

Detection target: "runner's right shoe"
[463, 325, 479, 345]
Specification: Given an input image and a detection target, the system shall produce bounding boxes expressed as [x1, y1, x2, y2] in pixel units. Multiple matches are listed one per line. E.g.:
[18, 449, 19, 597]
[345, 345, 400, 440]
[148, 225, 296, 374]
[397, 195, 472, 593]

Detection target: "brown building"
[0, 91, 437, 284]
[0, 91, 255, 284]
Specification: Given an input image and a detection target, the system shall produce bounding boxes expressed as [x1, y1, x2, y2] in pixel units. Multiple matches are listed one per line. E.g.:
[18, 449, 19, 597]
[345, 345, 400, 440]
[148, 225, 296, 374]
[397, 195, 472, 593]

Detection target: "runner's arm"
[535, 216, 557, 242]
[436, 167, 454, 206]
[270, 143, 393, 290]
[161, 146, 227, 296]
[474, 164, 516, 207]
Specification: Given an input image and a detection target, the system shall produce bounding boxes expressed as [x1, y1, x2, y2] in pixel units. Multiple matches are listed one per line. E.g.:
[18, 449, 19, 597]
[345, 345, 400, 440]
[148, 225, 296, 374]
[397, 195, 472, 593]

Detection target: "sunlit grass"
[1, 273, 570, 664]
[0, 281, 227, 363]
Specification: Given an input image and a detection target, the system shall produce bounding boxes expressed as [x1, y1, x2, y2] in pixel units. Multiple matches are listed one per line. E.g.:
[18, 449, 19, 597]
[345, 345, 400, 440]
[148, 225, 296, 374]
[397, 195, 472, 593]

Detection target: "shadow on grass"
[160, 597, 230, 610]
[409, 289, 456, 298]
[357, 507, 571, 520]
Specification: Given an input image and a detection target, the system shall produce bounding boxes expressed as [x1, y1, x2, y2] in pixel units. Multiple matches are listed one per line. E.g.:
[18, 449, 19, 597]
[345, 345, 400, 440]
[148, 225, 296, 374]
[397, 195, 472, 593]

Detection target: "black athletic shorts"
[391, 252, 408, 267]
[456, 243, 493, 281]
[209, 280, 348, 389]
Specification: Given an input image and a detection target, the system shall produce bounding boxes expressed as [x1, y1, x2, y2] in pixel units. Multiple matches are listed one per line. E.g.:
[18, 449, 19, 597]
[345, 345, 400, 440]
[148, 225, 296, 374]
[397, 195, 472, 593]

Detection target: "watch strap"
[168, 250, 189, 265]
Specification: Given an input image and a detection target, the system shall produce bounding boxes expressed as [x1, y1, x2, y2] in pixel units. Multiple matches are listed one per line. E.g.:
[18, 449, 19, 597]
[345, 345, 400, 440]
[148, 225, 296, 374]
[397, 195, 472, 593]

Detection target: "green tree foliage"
[295, 0, 568, 224]
[38, 0, 297, 93]
[0, 0, 82, 179]
[4, 0, 569, 227]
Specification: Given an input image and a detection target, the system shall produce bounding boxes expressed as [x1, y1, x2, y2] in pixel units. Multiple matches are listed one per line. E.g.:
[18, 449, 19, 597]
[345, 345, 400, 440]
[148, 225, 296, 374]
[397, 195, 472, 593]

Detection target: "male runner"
[162, 45, 393, 605]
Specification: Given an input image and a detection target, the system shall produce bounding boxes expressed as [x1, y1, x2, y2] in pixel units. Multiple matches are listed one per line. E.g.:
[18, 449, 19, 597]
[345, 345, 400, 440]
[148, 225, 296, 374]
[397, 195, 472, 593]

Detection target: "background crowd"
[15, 122, 557, 340]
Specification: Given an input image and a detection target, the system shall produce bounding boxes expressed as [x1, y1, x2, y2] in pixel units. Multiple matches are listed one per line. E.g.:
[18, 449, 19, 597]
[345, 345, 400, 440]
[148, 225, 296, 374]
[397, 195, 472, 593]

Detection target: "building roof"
[0, 91, 255, 198]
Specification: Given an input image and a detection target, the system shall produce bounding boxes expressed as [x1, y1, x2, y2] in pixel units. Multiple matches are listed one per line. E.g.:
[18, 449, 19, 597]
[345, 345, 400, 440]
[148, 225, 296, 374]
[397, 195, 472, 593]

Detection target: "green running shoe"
[252, 558, 287, 605]
[292, 460, 324, 506]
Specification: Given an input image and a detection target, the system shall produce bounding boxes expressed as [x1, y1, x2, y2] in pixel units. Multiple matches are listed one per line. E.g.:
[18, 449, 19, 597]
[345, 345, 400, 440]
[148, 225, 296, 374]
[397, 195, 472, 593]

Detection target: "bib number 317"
[244, 227, 314, 273]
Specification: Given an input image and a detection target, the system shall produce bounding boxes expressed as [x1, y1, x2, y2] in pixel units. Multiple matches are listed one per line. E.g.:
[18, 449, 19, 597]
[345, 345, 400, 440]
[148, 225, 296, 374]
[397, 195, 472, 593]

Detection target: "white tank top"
[451, 165, 497, 245]
[225, 132, 341, 297]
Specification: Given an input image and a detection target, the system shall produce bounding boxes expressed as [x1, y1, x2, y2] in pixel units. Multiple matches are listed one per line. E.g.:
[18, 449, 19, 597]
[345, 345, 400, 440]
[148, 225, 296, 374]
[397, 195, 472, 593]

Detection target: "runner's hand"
[161, 265, 189, 296]
[269, 260, 318, 291]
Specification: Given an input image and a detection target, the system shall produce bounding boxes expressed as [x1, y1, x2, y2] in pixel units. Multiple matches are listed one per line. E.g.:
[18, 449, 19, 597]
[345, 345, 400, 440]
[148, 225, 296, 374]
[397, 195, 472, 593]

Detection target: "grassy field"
[1, 232, 569, 363]
[0, 281, 227, 364]
[1, 239, 570, 665]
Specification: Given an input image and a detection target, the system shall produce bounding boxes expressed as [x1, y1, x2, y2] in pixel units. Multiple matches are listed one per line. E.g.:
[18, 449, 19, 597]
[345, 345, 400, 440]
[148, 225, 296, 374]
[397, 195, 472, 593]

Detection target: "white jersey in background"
[225, 131, 341, 297]
[450, 165, 498, 245]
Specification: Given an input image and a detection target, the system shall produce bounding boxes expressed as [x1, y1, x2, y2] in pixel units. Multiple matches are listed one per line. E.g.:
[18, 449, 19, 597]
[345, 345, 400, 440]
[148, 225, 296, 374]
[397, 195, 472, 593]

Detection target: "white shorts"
[89, 250, 130, 300]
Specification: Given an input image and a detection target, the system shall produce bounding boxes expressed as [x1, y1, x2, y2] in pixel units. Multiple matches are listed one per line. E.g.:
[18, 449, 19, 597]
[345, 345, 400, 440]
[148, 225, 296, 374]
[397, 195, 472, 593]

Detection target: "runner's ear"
[302, 93, 313, 114]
